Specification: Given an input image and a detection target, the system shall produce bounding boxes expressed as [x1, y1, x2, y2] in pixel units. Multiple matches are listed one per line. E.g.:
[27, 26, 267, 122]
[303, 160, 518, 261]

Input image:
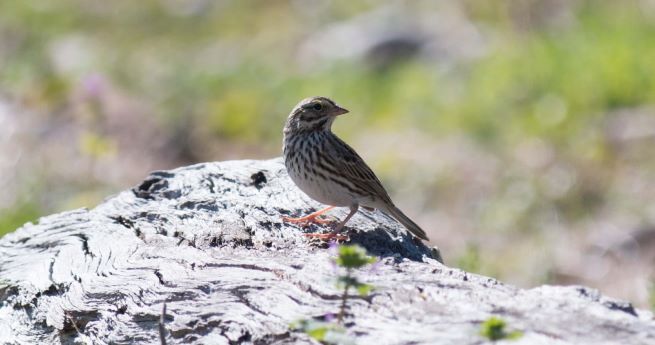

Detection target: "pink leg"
[303, 204, 359, 241]
[282, 206, 335, 226]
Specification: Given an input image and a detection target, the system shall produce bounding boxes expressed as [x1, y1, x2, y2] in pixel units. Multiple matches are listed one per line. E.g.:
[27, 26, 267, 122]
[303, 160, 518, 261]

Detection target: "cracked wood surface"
[0, 158, 653, 344]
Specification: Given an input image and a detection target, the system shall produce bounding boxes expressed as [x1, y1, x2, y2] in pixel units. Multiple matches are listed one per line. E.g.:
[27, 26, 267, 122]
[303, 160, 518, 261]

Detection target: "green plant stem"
[338, 268, 352, 324]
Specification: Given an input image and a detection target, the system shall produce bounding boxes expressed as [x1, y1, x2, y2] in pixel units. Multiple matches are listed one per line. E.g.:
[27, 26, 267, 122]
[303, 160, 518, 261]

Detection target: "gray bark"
[0, 158, 653, 344]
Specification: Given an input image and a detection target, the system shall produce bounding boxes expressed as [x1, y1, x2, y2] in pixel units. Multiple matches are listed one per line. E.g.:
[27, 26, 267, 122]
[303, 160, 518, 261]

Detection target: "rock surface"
[0, 158, 653, 345]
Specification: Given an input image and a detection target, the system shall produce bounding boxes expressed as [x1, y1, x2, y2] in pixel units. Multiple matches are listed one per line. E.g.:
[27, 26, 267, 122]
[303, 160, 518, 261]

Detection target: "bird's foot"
[303, 232, 349, 241]
[282, 206, 336, 227]
[282, 215, 334, 226]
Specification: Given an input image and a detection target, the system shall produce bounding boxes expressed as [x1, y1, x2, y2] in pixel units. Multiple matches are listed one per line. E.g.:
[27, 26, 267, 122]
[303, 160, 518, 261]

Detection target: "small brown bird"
[282, 96, 429, 241]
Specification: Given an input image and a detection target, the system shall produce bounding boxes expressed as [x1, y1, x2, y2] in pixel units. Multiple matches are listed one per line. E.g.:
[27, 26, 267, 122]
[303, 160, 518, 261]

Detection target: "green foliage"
[3, 1, 654, 147]
[355, 282, 373, 296]
[290, 319, 353, 345]
[293, 245, 375, 343]
[336, 245, 376, 269]
[337, 276, 373, 297]
[80, 132, 117, 158]
[334, 245, 376, 323]
[479, 316, 523, 342]
[456, 243, 481, 273]
[0, 202, 40, 238]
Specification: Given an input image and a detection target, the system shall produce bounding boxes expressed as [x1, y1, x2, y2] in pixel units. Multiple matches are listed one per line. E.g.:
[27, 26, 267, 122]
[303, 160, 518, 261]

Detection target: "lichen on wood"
[0, 159, 653, 344]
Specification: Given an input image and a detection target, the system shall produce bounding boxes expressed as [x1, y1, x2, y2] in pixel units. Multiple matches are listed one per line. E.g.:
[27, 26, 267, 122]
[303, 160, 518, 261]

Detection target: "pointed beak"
[332, 105, 349, 116]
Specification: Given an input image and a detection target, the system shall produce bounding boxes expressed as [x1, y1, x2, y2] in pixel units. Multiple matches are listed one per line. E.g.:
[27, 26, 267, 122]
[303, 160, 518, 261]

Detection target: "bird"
[282, 96, 429, 241]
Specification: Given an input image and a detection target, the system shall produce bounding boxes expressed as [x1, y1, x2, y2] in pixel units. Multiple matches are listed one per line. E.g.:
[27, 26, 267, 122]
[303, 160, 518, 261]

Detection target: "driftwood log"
[0, 158, 653, 344]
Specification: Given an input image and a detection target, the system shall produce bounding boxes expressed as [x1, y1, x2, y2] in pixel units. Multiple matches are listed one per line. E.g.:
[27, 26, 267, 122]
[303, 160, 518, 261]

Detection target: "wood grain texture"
[0, 158, 653, 344]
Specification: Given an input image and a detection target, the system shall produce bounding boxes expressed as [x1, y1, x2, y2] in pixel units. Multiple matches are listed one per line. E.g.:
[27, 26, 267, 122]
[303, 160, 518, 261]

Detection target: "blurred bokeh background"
[1, 0, 654, 308]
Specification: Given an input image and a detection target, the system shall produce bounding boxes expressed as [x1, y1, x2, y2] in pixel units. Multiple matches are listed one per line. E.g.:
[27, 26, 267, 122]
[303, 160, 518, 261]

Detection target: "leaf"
[480, 316, 505, 341]
[337, 276, 359, 288]
[306, 326, 328, 341]
[479, 316, 523, 341]
[356, 283, 373, 296]
[336, 245, 376, 269]
[290, 319, 351, 344]
[507, 330, 524, 340]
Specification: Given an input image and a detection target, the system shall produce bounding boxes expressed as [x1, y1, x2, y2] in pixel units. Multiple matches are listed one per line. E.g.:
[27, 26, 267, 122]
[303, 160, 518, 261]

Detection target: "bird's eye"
[312, 103, 323, 111]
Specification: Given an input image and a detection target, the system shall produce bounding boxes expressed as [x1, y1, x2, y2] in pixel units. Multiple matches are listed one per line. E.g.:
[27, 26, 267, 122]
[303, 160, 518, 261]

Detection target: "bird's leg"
[282, 206, 335, 226]
[331, 204, 359, 234]
[304, 204, 359, 241]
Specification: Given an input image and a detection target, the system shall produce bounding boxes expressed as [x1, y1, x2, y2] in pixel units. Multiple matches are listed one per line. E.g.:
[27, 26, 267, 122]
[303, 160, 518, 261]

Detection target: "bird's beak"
[332, 105, 349, 116]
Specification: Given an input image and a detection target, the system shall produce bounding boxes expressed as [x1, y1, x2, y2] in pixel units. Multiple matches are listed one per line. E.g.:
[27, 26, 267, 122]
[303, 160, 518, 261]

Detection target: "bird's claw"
[282, 215, 335, 227]
[303, 232, 349, 241]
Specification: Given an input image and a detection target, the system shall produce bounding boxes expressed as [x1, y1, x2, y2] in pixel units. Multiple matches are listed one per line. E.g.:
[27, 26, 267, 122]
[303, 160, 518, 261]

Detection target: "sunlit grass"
[0, 2, 652, 207]
[0, 202, 40, 238]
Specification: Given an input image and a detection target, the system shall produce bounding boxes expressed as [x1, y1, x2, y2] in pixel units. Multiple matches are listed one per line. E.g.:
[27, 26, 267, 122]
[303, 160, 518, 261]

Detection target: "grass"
[0, 202, 40, 238]
[2, 2, 654, 144]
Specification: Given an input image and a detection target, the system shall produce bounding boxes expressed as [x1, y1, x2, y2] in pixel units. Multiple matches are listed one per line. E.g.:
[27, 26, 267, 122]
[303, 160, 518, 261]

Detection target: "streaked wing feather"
[326, 135, 393, 203]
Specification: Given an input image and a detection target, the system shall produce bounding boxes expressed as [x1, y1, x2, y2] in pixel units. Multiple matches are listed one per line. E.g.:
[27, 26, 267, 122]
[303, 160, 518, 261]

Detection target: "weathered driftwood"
[0, 158, 653, 345]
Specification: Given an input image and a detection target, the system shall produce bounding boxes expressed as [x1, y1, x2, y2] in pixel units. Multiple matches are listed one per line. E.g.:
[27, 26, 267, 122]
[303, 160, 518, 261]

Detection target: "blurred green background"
[1, 0, 654, 307]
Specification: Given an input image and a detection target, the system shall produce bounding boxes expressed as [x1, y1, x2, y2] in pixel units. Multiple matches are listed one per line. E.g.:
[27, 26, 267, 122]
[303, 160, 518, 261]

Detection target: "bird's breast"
[283, 132, 353, 206]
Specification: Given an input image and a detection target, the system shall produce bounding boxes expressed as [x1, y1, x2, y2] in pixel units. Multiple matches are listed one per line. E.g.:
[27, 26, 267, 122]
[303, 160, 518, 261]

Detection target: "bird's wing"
[323, 134, 393, 204]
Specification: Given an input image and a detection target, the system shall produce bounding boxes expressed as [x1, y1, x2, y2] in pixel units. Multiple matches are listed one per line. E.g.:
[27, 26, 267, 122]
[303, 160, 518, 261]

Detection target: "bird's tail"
[384, 205, 429, 241]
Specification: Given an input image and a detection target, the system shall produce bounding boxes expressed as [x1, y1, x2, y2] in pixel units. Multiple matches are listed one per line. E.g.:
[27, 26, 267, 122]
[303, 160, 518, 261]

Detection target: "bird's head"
[284, 96, 349, 134]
